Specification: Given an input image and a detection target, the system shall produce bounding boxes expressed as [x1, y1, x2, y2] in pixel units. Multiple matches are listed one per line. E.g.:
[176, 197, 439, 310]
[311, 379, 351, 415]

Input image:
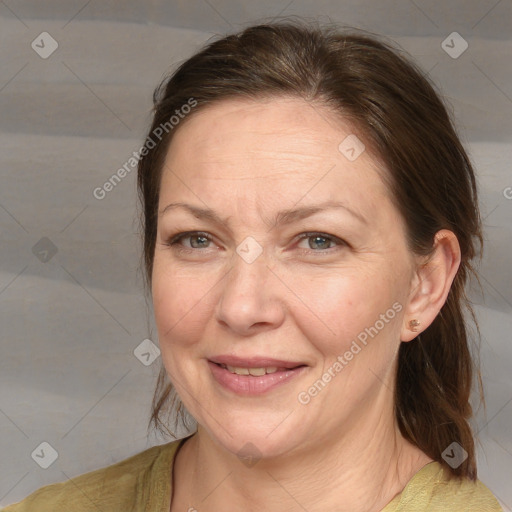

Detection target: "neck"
[172, 406, 432, 512]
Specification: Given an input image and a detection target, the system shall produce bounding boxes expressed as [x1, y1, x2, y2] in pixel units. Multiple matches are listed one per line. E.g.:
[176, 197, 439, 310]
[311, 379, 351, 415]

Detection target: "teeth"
[225, 365, 279, 376]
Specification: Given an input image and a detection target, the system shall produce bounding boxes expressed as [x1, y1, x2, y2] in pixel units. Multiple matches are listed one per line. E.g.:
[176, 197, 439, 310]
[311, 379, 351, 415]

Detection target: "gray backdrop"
[0, 0, 511, 509]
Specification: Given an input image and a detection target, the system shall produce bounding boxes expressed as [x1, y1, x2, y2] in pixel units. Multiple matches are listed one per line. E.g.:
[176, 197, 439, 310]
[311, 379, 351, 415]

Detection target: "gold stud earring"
[408, 319, 420, 332]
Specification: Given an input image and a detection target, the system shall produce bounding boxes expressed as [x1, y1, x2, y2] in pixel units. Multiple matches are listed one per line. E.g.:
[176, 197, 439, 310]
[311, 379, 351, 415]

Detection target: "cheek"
[292, 270, 402, 356]
[151, 269, 212, 389]
[151, 262, 210, 347]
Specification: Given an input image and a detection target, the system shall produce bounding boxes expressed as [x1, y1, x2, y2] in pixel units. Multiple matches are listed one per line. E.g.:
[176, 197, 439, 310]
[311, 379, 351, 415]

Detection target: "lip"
[208, 359, 308, 395]
[208, 355, 305, 369]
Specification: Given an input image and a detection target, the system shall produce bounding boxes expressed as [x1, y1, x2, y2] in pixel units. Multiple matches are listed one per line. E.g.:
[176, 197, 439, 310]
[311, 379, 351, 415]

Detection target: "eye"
[163, 231, 348, 256]
[296, 232, 347, 254]
[165, 231, 214, 252]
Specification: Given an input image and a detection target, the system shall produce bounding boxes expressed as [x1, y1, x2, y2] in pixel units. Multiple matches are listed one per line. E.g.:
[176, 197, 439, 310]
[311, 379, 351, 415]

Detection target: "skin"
[151, 96, 461, 512]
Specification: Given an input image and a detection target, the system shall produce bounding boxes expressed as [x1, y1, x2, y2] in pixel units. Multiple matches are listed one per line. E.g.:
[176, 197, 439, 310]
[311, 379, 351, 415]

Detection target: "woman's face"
[152, 96, 418, 458]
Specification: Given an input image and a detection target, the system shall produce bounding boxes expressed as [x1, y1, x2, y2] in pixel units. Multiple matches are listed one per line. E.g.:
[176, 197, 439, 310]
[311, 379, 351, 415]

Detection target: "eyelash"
[164, 231, 347, 256]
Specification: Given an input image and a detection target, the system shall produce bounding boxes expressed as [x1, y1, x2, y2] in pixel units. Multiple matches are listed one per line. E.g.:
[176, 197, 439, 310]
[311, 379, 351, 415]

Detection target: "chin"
[201, 418, 304, 462]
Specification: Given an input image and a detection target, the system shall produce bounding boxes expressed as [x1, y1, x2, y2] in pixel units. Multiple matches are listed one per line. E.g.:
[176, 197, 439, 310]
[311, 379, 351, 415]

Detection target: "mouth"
[214, 362, 306, 376]
[209, 355, 306, 369]
[208, 357, 308, 395]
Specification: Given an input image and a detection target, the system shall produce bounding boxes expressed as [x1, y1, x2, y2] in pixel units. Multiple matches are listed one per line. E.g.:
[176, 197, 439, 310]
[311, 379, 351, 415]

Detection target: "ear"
[400, 229, 461, 342]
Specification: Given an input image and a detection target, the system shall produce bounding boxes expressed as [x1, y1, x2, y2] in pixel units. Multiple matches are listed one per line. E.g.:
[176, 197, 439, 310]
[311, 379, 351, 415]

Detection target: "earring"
[408, 319, 420, 332]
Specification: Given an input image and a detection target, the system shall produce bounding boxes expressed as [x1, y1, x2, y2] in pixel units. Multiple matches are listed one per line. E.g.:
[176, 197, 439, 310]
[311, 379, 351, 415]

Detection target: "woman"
[3, 20, 503, 512]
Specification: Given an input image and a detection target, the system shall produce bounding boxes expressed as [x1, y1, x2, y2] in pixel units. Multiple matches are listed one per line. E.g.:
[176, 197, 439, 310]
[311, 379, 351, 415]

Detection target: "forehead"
[160, 96, 391, 218]
[168, 96, 366, 168]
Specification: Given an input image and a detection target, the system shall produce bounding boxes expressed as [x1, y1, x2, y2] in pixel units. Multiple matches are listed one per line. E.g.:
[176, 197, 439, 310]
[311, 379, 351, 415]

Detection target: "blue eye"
[166, 231, 213, 250]
[296, 232, 346, 253]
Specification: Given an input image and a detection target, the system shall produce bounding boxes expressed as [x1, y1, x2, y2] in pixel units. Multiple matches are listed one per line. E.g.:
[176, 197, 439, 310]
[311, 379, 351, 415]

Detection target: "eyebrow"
[158, 200, 367, 228]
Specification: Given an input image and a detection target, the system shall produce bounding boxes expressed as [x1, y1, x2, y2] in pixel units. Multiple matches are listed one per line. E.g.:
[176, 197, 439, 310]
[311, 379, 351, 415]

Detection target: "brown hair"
[137, 19, 484, 481]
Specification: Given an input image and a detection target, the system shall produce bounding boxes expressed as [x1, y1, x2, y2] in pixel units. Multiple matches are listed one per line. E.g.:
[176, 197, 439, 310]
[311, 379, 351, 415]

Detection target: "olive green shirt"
[2, 434, 503, 511]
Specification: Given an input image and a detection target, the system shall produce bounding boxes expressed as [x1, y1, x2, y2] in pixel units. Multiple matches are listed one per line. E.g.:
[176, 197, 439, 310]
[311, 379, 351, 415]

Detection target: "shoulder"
[385, 461, 504, 511]
[1, 438, 185, 512]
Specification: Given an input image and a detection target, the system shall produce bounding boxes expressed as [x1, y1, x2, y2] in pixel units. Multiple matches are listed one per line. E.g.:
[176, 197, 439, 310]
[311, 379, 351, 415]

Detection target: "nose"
[215, 247, 285, 336]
